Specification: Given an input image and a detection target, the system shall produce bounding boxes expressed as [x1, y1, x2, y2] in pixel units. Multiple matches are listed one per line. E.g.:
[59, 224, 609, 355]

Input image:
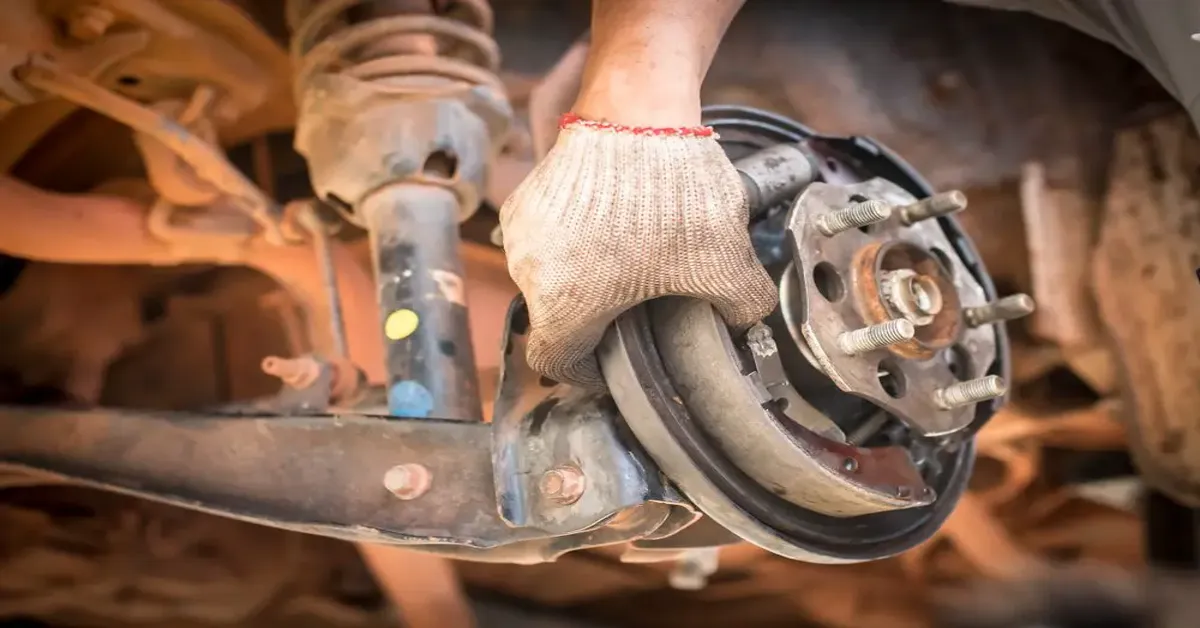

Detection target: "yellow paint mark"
[385, 309, 420, 340]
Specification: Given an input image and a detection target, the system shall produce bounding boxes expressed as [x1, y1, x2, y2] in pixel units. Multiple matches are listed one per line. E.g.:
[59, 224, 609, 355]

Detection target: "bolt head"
[539, 465, 586, 505]
[384, 463, 432, 500]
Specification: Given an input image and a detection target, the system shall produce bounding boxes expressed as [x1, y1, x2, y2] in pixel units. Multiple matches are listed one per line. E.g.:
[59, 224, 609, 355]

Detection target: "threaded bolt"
[540, 465, 586, 505]
[816, 200, 892, 236]
[261, 355, 321, 389]
[964, 294, 1036, 327]
[935, 375, 1007, 409]
[899, 190, 968, 225]
[383, 463, 432, 500]
[837, 319, 915, 355]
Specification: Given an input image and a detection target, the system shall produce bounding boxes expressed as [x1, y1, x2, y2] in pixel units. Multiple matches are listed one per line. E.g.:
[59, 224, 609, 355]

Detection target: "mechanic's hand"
[500, 114, 778, 388]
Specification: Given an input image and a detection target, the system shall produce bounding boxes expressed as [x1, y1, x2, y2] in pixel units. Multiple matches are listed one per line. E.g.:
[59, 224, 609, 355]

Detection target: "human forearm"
[573, 0, 746, 126]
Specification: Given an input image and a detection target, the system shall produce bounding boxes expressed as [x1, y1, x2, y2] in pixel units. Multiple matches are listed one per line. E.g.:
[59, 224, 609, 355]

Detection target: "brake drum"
[600, 106, 1016, 563]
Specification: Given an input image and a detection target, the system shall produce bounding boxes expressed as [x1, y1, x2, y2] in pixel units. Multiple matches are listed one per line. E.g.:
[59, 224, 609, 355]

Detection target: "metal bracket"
[492, 297, 695, 536]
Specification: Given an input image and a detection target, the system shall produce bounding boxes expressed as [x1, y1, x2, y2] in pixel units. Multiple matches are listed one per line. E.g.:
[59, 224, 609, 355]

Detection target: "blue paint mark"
[388, 380, 434, 417]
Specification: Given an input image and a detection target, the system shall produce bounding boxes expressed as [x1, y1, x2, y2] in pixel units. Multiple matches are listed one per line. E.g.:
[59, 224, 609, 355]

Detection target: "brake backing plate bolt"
[837, 319, 915, 356]
[540, 465, 586, 505]
[816, 199, 892, 236]
[964, 294, 1036, 327]
[935, 375, 1007, 409]
[898, 190, 968, 225]
[383, 463, 432, 500]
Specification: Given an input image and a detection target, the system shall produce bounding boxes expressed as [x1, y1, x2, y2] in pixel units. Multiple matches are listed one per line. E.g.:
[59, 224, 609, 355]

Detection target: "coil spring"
[287, 0, 502, 96]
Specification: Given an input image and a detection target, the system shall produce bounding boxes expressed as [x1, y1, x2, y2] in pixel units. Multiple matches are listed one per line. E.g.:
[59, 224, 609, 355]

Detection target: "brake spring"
[287, 0, 502, 96]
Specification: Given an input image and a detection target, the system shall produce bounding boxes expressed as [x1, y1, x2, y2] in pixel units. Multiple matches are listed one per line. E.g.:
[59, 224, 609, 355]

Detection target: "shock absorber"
[287, 0, 511, 421]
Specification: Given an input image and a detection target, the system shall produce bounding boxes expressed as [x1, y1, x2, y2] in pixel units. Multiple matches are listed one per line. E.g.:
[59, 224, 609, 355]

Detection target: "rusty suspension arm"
[0, 406, 516, 546]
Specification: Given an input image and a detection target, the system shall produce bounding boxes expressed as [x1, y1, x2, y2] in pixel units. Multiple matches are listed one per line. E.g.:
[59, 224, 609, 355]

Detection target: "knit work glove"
[500, 114, 778, 388]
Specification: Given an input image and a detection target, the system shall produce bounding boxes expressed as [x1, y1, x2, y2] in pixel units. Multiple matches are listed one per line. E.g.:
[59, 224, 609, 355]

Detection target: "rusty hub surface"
[786, 179, 998, 436]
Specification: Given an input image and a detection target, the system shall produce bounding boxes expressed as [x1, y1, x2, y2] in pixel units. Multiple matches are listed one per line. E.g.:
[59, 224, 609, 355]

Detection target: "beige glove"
[500, 115, 778, 388]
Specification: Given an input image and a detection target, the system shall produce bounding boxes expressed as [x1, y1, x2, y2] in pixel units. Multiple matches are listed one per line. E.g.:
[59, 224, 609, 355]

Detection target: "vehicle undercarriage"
[0, 1, 1195, 626]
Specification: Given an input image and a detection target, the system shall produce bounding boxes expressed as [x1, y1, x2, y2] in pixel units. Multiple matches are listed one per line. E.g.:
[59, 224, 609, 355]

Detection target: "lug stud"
[817, 199, 892, 236]
[964, 294, 1036, 327]
[837, 319, 915, 355]
[899, 190, 968, 225]
[935, 375, 1007, 409]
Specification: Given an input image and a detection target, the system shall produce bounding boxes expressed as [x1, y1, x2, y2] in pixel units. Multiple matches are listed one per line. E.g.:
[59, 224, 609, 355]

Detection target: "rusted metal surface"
[0, 172, 514, 623]
[491, 297, 696, 536]
[648, 297, 931, 516]
[289, 0, 511, 431]
[288, 0, 501, 95]
[0, 401, 688, 564]
[289, 0, 510, 220]
[0, 407, 525, 546]
[0, 1, 1179, 624]
[850, 241, 963, 359]
[0, 173, 519, 386]
[1093, 113, 1200, 505]
[787, 179, 996, 436]
[17, 56, 286, 242]
[600, 304, 971, 564]
[0, 0, 294, 170]
[0, 175, 383, 376]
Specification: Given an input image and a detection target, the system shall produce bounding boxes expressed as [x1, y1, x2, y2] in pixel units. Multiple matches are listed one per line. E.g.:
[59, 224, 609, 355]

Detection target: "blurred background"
[1, 0, 1194, 626]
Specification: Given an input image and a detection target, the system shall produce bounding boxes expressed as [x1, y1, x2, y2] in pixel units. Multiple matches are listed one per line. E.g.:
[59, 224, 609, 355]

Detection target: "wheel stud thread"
[899, 190, 968, 225]
[837, 319, 915, 355]
[935, 375, 1007, 409]
[964, 294, 1036, 327]
[817, 200, 892, 236]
